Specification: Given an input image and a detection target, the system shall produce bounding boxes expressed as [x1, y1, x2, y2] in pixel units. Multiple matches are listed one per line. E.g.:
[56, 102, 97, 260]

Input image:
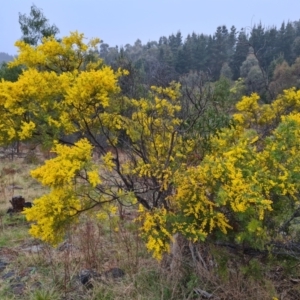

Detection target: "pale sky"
[1, 0, 300, 55]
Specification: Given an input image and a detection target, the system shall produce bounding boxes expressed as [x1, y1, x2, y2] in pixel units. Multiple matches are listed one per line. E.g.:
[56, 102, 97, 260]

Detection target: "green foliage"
[98, 19, 300, 101]
[29, 289, 60, 300]
[180, 74, 235, 157]
[241, 259, 263, 280]
[0, 62, 22, 82]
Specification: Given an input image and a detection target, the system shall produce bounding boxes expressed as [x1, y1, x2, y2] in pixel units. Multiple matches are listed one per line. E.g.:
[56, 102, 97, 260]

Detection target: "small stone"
[104, 268, 125, 279]
[22, 245, 43, 253]
[6, 208, 14, 214]
[57, 241, 77, 251]
[78, 269, 101, 289]
[7, 185, 23, 190]
[79, 270, 93, 289]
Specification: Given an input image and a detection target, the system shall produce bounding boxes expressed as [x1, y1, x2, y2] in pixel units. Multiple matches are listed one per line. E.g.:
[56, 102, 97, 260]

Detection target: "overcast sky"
[1, 0, 300, 55]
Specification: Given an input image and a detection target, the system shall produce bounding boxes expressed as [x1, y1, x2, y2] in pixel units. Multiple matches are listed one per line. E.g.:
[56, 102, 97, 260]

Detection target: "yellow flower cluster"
[123, 84, 194, 197]
[139, 90, 300, 258]
[0, 32, 121, 146]
[24, 189, 81, 245]
[234, 88, 300, 129]
[10, 32, 100, 72]
[30, 139, 93, 187]
[137, 207, 173, 260]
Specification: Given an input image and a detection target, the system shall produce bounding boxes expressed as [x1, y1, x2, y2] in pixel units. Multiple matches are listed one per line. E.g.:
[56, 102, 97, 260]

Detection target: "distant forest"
[0, 53, 14, 63]
[2, 19, 300, 102]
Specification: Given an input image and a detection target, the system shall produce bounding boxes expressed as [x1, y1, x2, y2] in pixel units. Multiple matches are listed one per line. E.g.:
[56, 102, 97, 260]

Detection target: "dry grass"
[0, 155, 46, 214]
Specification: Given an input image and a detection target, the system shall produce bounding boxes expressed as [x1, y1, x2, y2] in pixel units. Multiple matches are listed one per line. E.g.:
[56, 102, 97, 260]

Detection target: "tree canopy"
[19, 4, 60, 46]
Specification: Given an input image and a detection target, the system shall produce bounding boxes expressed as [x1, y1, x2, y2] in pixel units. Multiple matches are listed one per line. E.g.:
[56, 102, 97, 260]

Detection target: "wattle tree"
[1, 32, 300, 260]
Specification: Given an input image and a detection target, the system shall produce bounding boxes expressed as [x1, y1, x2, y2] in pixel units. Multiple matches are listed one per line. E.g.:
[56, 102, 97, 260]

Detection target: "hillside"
[0, 52, 14, 63]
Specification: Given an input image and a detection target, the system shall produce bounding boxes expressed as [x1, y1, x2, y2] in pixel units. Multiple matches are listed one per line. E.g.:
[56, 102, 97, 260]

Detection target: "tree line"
[99, 21, 300, 100]
[2, 5, 300, 104]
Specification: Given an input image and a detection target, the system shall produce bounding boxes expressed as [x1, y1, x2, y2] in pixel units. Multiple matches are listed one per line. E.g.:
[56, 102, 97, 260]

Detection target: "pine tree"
[230, 30, 249, 80]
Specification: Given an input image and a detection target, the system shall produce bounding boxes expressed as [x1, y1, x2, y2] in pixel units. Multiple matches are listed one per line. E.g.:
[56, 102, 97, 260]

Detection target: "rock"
[79, 270, 93, 289]
[6, 208, 14, 215]
[78, 267, 125, 289]
[78, 269, 101, 289]
[10, 196, 25, 212]
[6, 196, 33, 213]
[57, 241, 77, 252]
[22, 245, 43, 253]
[104, 267, 125, 280]
[7, 185, 23, 190]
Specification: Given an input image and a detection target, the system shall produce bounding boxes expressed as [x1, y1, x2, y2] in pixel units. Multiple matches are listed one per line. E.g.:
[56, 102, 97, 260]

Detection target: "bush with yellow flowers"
[1, 32, 300, 260]
[138, 90, 300, 259]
